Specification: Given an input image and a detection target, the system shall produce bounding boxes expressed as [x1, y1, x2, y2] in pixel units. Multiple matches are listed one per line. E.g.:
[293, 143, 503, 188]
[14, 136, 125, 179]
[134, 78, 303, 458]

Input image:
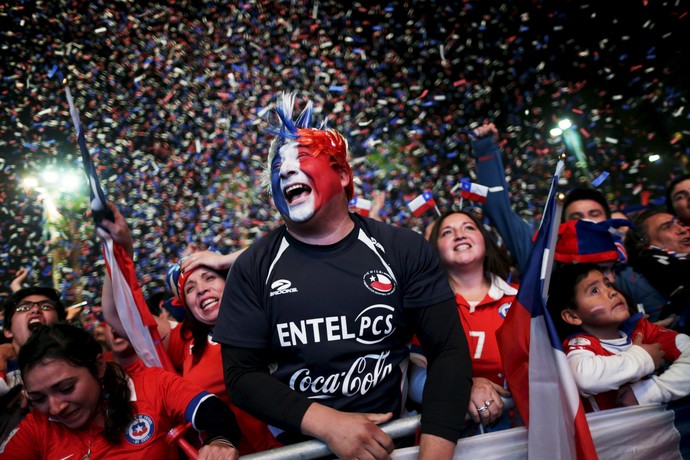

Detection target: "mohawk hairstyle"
[264, 92, 354, 200]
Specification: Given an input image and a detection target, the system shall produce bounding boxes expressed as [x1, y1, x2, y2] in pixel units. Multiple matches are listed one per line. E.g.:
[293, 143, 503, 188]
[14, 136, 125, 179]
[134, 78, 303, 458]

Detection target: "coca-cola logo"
[288, 350, 393, 399]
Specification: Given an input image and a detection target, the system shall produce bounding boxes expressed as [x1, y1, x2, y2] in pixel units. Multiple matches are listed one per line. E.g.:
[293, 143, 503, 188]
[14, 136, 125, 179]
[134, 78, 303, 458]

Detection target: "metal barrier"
[241, 414, 421, 460]
[242, 398, 514, 459]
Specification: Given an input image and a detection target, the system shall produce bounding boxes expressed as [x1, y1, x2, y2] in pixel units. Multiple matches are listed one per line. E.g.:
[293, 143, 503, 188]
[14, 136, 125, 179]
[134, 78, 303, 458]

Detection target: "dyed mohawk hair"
[265, 92, 354, 200]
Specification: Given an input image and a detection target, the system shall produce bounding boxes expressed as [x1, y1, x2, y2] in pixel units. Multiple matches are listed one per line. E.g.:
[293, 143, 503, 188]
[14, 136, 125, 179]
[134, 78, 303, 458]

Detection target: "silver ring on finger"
[477, 406, 488, 413]
[484, 400, 493, 407]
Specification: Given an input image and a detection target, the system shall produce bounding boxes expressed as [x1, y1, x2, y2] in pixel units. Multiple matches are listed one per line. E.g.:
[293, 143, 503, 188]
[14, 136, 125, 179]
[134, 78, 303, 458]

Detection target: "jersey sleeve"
[213, 244, 273, 348]
[0, 413, 42, 459]
[385, 224, 454, 309]
[564, 336, 655, 396]
[139, 367, 212, 424]
[472, 135, 534, 272]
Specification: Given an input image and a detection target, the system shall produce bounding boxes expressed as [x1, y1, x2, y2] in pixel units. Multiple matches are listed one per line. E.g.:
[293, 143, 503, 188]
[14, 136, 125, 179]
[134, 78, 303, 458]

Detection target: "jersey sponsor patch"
[363, 270, 396, 295]
[568, 337, 592, 347]
[498, 302, 512, 318]
[125, 414, 155, 445]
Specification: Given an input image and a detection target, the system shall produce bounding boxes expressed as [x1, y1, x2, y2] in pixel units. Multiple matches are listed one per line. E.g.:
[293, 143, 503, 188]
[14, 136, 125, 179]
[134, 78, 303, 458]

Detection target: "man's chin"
[287, 204, 315, 223]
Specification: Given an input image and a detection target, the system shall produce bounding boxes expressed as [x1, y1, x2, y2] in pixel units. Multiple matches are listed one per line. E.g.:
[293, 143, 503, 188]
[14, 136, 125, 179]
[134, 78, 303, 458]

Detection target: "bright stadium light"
[41, 169, 60, 184]
[558, 118, 572, 130]
[22, 176, 39, 189]
[550, 127, 563, 137]
[59, 170, 83, 193]
[648, 154, 660, 163]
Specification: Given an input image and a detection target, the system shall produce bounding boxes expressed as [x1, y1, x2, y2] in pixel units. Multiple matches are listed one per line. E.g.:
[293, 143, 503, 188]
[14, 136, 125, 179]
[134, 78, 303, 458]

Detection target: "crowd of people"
[2, 91, 689, 458]
[1, 1, 689, 459]
[0, 0, 688, 303]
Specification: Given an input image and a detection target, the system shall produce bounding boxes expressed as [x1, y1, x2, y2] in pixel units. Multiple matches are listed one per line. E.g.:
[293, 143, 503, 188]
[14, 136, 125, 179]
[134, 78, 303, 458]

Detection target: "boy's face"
[567, 270, 630, 332]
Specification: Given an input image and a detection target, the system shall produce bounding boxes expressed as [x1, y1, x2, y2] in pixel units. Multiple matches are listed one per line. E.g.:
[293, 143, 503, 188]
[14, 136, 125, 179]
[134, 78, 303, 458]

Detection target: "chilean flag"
[496, 160, 598, 460]
[349, 196, 372, 217]
[460, 178, 489, 203]
[66, 85, 172, 371]
[407, 191, 436, 217]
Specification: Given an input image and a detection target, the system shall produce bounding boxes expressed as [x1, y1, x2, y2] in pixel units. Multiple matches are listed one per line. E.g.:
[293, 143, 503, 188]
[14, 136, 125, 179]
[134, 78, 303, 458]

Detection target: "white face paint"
[275, 142, 316, 222]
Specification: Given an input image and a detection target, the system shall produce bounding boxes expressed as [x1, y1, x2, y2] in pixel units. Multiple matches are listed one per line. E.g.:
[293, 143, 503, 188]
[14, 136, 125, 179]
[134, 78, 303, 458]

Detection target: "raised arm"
[470, 123, 534, 271]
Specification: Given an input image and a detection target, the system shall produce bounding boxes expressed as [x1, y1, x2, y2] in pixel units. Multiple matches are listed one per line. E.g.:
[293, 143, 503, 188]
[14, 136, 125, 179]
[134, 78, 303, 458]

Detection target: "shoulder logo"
[568, 337, 591, 347]
[125, 414, 155, 445]
[498, 302, 512, 318]
[270, 279, 299, 297]
[363, 270, 396, 295]
[369, 237, 385, 253]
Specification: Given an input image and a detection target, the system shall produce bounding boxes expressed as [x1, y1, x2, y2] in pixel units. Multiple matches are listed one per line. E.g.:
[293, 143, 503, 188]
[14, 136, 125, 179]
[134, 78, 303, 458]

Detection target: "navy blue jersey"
[214, 214, 453, 415]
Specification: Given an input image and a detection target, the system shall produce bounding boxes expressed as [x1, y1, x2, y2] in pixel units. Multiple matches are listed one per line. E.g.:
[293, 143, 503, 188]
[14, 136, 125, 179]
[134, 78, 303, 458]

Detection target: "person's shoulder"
[234, 225, 287, 263]
[563, 332, 600, 351]
[355, 213, 426, 242]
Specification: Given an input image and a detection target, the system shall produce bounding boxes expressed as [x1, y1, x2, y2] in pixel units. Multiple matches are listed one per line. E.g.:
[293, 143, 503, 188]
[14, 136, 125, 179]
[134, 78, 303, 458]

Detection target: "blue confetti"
[591, 171, 610, 187]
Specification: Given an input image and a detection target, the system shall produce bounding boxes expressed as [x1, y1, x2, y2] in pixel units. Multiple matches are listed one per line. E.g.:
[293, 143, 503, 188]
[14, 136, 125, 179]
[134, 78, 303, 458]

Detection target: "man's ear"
[339, 168, 351, 189]
[561, 308, 583, 326]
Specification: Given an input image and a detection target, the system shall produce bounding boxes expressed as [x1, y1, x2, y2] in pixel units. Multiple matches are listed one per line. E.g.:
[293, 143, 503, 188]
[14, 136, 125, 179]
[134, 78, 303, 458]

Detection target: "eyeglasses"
[14, 300, 58, 313]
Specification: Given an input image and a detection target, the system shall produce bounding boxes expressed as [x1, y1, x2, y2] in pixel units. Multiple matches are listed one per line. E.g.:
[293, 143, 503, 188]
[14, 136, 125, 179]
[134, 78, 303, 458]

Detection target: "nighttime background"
[0, 0, 688, 305]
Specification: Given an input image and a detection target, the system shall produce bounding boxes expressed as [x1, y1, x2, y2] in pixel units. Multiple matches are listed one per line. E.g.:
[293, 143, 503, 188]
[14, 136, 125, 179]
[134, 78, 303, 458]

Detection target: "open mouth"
[453, 243, 471, 251]
[200, 298, 219, 311]
[612, 301, 627, 312]
[27, 317, 45, 332]
[283, 183, 312, 204]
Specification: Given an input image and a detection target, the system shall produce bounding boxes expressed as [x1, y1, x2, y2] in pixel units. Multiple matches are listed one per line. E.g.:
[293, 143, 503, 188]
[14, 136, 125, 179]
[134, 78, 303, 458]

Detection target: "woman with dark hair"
[0, 323, 240, 459]
[99, 203, 279, 455]
[410, 210, 517, 432]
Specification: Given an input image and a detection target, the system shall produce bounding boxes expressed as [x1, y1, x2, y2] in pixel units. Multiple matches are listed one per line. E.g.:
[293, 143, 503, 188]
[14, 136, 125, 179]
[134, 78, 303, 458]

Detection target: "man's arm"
[408, 298, 472, 458]
[221, 345, 395, 459]
[471, 124, 534, 271]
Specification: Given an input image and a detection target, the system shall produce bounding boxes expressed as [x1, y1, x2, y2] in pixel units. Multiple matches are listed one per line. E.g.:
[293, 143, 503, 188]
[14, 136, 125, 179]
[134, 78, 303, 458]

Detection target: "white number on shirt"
[469, 331, 485, 359]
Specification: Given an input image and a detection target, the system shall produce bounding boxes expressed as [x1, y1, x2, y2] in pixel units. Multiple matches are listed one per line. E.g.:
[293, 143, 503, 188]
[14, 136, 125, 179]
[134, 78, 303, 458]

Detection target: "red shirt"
[411, 275, 517, 386]
[168, 323, 280, 454]
[455, 276, 517, 385]
[0, 362, 205, 459]
[563, 315, 682, 411]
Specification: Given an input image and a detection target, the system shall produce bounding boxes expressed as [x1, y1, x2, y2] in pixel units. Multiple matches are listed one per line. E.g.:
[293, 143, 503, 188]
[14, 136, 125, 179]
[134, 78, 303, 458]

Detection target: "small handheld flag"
[460, 178, 489, 204]
[408, 191, 438, 217]
[349, 197, 372, 217]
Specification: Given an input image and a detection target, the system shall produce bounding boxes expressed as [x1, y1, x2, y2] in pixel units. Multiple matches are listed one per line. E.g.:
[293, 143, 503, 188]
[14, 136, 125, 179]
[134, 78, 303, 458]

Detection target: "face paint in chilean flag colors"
[271, 141, 343, 223]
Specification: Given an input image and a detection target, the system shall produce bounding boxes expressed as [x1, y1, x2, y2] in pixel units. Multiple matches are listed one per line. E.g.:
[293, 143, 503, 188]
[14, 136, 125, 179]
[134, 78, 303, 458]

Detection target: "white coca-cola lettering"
[288, 351, 393, 398]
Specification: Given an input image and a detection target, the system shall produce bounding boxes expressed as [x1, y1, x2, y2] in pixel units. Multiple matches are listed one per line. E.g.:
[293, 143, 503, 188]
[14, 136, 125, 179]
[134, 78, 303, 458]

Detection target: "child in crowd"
[547, 263, 690, 412]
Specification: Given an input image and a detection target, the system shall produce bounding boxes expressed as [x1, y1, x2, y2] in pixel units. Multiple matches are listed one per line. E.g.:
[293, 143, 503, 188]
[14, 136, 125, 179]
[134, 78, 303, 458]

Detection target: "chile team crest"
[363, 270, 396, 295]
[125, 414, 155, 445]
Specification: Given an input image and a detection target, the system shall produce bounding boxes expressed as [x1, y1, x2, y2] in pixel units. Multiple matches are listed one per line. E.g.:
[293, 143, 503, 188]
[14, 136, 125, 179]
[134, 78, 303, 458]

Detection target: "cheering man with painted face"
[215, 93, 471, 460]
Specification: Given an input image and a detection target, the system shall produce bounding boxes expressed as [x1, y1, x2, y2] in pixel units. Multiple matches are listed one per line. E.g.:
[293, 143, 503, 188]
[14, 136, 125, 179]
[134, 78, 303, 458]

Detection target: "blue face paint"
[271, 148, 289, 216]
